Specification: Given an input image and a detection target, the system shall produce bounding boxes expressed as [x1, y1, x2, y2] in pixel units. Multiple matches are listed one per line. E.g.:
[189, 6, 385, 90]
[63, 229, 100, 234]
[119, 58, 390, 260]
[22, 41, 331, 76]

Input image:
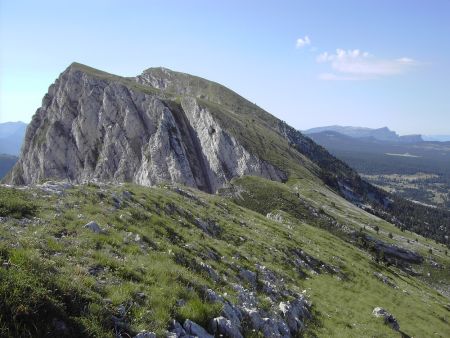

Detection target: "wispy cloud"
[296, 36, 311, 48]
[316, 49, 418, 80]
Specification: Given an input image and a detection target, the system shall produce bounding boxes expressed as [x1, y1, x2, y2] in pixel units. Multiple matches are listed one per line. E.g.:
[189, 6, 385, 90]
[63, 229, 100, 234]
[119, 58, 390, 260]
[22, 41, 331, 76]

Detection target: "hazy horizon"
[1, 1, 449, 134]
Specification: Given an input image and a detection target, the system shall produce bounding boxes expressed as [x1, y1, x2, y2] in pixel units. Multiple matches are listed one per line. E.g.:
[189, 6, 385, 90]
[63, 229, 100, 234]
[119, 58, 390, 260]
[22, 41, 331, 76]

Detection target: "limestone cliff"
[6, 63, 285, 191]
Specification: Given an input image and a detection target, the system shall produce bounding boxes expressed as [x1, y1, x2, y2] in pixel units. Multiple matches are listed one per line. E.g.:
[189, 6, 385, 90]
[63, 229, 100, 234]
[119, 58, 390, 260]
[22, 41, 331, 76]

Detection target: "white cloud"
[296, 36, 311, 48]
[318, 73, 359, 81]
[316, 49, 418, 80]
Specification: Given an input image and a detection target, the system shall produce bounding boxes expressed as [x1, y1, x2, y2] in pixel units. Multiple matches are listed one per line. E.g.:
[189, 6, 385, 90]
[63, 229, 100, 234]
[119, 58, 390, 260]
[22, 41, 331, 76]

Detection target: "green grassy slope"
[139, 65, 450, 244]
[1, 63, 448, 337]
[0, 180, 448, 337]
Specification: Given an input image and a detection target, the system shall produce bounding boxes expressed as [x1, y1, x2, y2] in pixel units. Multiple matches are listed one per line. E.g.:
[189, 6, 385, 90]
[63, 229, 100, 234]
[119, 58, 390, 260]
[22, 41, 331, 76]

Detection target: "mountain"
[1, 63, 449, 337]
[307, 130, 450, 210]
[5, 63, 449, 243]
[0, 121, 27, 155]
[304, 125, 423, 143]
[6, 64, 287, 191]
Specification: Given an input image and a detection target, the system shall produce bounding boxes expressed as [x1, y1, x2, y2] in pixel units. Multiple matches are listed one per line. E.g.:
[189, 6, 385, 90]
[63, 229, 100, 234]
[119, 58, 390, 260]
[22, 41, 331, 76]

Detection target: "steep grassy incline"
[0, 180, 449, 337]
[136, 66, 450, 244]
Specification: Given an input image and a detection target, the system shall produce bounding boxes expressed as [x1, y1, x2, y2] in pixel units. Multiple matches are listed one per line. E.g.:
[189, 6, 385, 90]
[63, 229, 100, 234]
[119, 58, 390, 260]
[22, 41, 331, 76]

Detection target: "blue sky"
[1, 0, 449, 134]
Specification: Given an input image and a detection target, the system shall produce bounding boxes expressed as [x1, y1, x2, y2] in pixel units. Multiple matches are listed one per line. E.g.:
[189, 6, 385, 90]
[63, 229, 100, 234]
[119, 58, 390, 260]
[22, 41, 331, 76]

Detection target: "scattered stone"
[135, 292, 146, 302]
[117, 304, 127, 317]
[199, 262, 220, 281]
[168, 319, 186, 337]
[122, 190, 132, 200]
[88, 265, 104, 276]
[430, 260, 442, 269]
[112, 194, 122, 208]
[37, 181, 73, 195]
[84, 221, 102, 233]
[221, 301, 243, 330]
[372, 307, 400, 331]
[259, 317, 289, 337]
[205, 288, 221, 302]
[279, 296, 311, 335]
[210, 316, 243, 338]
[242, 308, 263, 331]
[266, 211, 285, 223]
[239, 268, 257, 288]
[194, 218, 221, 237]
[134, 331, 156, 338]
[124, 231, 141, 243]
[373, 272, 398, 288]
[183, 319, 213, 338]
[111, 315, 129, 331]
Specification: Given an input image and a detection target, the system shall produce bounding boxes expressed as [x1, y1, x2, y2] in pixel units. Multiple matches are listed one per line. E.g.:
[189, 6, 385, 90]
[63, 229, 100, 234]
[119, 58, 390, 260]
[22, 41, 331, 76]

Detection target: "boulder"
[372, 307, 400, 331]
[210, 316, 243, 338]
[168, 319, 186, 337]
[239, 268, 257, 288]
[84, 221, 102, 233]
[183, 319, 213, 338]
[242, 308, 263, 331]
[279, 296, 310, 334]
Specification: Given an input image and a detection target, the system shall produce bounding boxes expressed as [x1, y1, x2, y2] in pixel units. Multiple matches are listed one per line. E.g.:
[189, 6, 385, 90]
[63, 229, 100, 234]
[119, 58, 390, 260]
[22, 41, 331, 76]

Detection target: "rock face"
[6, 63, 285, 191]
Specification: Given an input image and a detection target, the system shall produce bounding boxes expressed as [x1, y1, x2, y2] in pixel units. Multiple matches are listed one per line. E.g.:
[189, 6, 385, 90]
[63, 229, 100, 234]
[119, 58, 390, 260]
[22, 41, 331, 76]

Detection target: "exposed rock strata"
[7, 64, 285, 191]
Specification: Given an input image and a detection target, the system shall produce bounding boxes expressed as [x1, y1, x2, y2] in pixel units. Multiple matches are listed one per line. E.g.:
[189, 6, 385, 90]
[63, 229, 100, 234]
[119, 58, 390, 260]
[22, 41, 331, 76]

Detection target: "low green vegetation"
[0, 186, 37, 218]
[0, 179, 448, 337]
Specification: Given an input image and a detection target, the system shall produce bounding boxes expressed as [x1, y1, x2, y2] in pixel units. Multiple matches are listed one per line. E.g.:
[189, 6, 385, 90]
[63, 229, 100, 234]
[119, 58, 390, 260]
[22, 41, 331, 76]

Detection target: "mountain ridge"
[4, 62, 449, 246]
[1, 62, 449, 337]
[304, 125, 424, 143]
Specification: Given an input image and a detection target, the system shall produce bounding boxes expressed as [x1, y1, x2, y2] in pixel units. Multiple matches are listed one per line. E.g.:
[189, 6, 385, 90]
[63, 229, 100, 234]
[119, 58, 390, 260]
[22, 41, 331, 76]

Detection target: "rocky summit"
[6, 63, 285, 192]
[0, 63, 449, 338]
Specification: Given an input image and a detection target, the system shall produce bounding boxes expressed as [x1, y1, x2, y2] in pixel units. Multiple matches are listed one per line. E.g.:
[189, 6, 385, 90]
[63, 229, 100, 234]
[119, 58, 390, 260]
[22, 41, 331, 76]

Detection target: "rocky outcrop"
[372, 307, 400, 331]
[6, 63, 285, 191]
[203, 287, 311, 338]
[354, 232, 423, 265]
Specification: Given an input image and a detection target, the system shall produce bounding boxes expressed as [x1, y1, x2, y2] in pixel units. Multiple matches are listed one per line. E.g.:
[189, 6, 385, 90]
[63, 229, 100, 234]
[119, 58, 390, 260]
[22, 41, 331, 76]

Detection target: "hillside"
[1, 63, 449, 337]
[0, 181, 449, 337]
[4, 62, 449, 244]
[307, 131, 450, 210]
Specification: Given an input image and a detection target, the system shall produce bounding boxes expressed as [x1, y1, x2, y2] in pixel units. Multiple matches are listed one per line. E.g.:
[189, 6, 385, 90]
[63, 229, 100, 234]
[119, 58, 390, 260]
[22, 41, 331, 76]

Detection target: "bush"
[0, 187, 37, 218]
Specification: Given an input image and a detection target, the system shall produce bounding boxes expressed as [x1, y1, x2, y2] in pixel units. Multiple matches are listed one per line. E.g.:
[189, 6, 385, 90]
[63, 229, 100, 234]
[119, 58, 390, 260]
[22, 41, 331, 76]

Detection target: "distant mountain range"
[305, 129, 450, 210]
[303, 125, 441, 144]
[0, 121, 27, 155]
